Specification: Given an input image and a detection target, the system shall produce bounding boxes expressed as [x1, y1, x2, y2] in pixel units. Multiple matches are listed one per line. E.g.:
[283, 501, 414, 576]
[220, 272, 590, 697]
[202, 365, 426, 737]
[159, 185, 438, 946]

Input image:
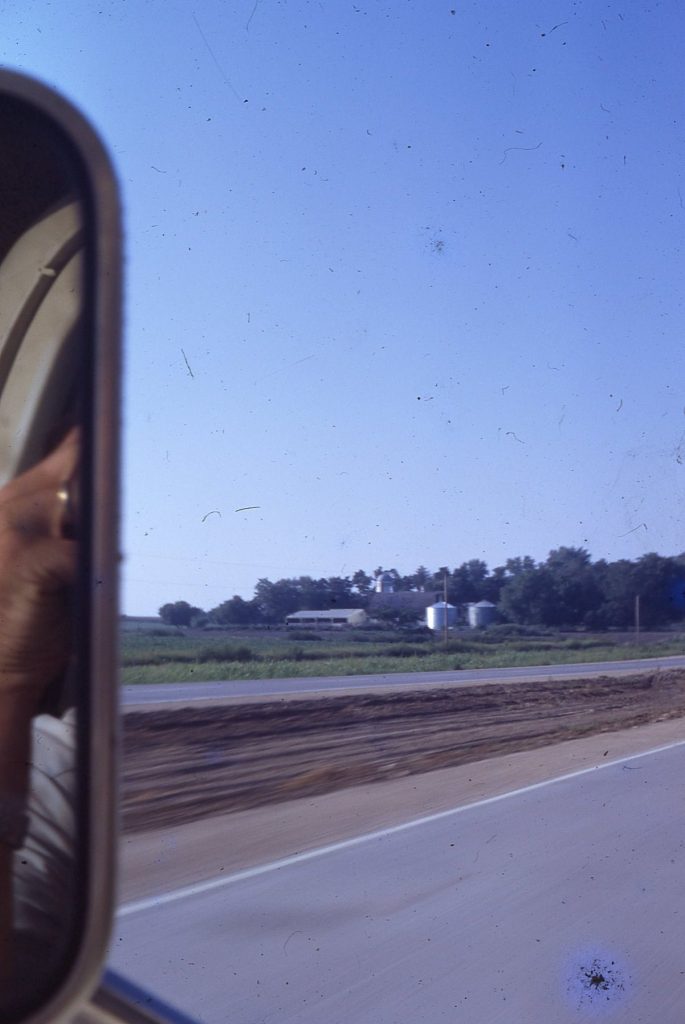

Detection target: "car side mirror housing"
[0, 70, 120, 1022]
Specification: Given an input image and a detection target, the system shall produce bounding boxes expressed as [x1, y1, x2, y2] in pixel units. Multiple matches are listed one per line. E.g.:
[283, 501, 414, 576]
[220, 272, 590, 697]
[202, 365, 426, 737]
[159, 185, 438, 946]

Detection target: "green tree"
[253, 578, 301, 622]
[500, 548, 601, 627]
[633, 553, 685, 627]
[498, 567, 556, 625]
[590, 559, 636, 628]
[543, 547, 601, 626]
[325, 575, 357, 607]
[411, 565, 432, 592]
[352, 570, 373, 597]
[504, 556, 537, 576]
[482, 565, 508, 604]
[210, 595, 260, 626]
[158, 600, 204, 626]
[431, 566, 451, 593]
[293, 576, 328, 609]
[450, 560, 489, 604]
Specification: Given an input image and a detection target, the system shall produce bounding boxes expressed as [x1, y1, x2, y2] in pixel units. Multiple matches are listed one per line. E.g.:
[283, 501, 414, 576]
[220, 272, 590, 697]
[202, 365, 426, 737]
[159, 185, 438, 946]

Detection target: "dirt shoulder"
[122, 668, 685, 834]
[119, 717, 685, 904]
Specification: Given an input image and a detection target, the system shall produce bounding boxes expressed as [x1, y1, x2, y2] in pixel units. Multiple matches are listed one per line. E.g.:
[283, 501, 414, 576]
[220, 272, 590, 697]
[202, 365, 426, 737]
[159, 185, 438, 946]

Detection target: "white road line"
[117, 737, 685, 918]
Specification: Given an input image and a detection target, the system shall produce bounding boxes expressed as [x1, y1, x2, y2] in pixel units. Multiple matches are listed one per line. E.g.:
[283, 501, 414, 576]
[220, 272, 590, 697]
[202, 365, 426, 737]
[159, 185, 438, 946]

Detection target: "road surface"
[122, 653, 685, 706]
[110, 732, 685, 1023]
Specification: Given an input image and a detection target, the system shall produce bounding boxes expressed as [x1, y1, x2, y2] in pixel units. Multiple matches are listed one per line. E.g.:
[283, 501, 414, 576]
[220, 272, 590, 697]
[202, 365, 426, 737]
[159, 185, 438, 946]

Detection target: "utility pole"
[443, 572, 449, 645]
[635, 593, 640, 641]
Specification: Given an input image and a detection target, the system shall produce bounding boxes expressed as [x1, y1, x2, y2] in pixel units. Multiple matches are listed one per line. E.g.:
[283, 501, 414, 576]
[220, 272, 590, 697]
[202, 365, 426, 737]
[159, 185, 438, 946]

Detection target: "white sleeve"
[13, 709, 77, 952]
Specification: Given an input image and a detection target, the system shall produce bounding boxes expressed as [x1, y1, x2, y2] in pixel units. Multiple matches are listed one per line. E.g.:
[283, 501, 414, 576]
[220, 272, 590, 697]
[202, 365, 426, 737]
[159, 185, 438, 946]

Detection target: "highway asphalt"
[110, 739, 685, 1023]
[121, 653, 685, 705]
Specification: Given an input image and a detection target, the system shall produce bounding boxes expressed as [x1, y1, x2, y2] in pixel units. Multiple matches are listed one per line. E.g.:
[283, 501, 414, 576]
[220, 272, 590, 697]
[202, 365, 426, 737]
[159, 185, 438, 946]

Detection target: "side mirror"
[0, 71, 120, 1021]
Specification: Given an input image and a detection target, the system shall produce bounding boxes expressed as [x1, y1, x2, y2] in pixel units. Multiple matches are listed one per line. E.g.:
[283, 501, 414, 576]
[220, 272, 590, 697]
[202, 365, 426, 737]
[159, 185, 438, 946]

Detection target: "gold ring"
[56, 480, 76, 537]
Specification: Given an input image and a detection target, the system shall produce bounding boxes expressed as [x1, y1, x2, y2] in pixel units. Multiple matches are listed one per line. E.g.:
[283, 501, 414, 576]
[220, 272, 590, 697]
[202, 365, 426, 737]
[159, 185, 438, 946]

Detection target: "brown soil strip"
[122, 669, 685, 833]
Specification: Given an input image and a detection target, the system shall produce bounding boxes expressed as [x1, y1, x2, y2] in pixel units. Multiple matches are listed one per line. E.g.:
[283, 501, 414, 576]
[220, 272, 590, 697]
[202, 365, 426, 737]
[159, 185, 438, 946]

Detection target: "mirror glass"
[0, 93, 90, 1018]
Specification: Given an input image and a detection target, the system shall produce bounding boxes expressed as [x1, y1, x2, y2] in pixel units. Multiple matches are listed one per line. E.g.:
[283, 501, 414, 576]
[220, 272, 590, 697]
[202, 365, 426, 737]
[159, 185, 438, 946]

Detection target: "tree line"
[158, 548, 685, 631]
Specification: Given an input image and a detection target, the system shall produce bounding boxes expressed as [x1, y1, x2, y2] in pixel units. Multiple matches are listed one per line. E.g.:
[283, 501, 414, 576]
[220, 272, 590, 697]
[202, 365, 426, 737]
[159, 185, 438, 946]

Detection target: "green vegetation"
[157, 549, 685, 631]
[120, 626, 685, 685]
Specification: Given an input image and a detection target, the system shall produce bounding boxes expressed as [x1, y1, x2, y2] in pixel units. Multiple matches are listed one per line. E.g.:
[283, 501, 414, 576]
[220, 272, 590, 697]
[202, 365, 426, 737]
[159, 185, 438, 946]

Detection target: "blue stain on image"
[563, 948, 632, 1016]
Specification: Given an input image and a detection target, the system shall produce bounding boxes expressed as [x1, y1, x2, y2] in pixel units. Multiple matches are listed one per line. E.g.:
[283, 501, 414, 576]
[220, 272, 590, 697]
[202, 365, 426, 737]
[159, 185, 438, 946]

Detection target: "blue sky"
[2, 1, 684, 614]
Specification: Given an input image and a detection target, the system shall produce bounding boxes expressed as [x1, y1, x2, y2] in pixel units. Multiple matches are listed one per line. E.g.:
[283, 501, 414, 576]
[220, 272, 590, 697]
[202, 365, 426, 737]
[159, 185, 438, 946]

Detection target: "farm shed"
[285, 608, 367, 628]
[368, 591, 439, 620]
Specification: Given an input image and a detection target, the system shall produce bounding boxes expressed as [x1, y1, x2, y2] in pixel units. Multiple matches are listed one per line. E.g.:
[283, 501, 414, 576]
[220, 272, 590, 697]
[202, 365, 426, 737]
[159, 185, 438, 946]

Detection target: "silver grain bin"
[426, 601, 458, 632]
[467, 600, 497, 628]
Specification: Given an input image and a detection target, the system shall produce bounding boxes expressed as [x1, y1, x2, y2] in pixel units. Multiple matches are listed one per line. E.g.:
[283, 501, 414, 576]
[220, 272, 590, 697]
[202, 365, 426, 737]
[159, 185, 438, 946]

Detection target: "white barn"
[285, 608, 367, 628]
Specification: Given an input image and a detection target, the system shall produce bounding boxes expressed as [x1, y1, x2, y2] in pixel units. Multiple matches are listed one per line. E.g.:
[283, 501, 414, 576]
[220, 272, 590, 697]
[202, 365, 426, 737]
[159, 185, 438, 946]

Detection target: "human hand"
[0, 430, 78, 713]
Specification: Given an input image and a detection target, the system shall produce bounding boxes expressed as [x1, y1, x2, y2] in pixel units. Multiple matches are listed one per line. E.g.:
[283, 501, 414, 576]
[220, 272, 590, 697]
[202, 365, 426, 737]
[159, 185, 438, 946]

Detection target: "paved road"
[110, 740, 685, 1023]
[122, 653, 685, 705]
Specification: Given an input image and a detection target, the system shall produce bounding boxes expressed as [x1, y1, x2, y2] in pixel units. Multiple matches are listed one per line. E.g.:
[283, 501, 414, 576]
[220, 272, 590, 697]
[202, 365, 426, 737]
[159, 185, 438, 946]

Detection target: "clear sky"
[2, 1, 684, 615]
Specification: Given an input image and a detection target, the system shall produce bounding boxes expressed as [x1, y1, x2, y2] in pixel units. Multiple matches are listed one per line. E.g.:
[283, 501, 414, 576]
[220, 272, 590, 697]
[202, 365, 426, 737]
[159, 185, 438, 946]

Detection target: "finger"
[0, 427, 80, 506]
[0, 483, 74, 540]
[0, 430, 81, 537]
[31, 425, 80, 488]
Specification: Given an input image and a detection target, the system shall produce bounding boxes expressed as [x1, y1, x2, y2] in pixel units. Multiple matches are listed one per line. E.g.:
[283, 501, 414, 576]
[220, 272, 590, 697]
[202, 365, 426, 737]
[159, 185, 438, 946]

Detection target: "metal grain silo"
[467, 600, 497, 628]
[426, 601, 457, 632]
[375, 571, 395, 593]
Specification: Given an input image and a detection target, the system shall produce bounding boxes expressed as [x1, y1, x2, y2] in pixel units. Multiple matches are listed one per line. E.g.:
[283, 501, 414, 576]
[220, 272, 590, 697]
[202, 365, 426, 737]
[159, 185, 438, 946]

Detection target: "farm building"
[368, 590, 441, 622]
[285, 608, 367, 628]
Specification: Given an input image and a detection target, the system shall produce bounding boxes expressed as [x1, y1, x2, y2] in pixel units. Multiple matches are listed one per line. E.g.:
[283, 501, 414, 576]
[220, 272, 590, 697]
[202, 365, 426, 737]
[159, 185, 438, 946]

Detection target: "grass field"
[120, 625, 685, 685]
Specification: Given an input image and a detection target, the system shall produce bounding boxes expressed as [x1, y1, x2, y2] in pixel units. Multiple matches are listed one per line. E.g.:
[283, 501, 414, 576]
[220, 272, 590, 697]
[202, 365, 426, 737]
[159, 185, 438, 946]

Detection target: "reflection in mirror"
[0, 95, 88, 1017]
